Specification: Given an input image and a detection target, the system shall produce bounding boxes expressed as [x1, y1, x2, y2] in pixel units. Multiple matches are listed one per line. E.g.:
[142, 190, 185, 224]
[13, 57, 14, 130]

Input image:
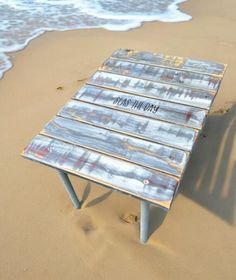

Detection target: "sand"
[0, 0, 236, 279]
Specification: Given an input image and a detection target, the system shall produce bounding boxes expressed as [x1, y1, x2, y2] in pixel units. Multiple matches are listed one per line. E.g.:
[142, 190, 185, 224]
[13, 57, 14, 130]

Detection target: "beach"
[0, 0, 236, 279]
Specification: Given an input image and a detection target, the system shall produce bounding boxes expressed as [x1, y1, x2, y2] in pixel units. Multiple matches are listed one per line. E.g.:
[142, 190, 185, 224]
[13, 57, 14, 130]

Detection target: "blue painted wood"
[112, 49, 226, 77]
[74, 84, 207, 129]
[88, 71, 215, 110]
[100, 58, 221, 92]
[21, 49, 226, 210]
[42, 116, 189, 177]
[22, 135, 179, 209]
[58, 100, 198, 152]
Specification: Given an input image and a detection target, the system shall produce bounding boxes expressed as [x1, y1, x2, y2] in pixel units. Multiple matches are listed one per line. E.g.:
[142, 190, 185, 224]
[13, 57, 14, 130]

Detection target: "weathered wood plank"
[100, 58, 221, 92]
[112, 49, 226, 77]
[75, 85, 207, 129]
[42, 116, 189, 177]
[22, 135, 179, 209]
[88, 71, 215, 110]
[21, 49, 227, 213]
[58, 100, 198, 152]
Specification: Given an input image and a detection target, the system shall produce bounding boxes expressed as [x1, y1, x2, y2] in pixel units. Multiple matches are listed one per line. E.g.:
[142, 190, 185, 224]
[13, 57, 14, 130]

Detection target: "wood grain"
[58, 100, 198, 152]
[100, 58, 221, 92]
[42, 116, 189, 177]
[112, 49, 226, 77]
[22, 49, 226, 208]
[22, 135, 179, 209]
[75, 84, 207, 129]
[88, 71, 215, 110]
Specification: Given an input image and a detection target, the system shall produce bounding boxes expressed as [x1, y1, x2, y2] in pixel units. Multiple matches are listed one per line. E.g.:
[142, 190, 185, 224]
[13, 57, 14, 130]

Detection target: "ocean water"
[0, 0, 191, 79]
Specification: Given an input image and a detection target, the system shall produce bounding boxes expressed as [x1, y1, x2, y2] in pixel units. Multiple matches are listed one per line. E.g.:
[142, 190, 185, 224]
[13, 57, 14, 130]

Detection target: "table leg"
[140, 200, 150, 243]
[58, 170, 81, 209]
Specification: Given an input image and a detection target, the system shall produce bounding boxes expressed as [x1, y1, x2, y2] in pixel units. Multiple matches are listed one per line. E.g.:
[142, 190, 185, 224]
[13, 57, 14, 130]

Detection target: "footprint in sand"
[82, 221, 96, 234]
[121, 213, 139, 224]
[211, 105, 232, 115]
[76, 214, 97, 234]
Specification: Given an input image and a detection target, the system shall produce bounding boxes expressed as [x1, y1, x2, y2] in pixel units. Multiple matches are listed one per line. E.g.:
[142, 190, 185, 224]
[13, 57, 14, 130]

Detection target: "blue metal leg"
[58, 170, 81, 209]
[140, 200, 150, 243]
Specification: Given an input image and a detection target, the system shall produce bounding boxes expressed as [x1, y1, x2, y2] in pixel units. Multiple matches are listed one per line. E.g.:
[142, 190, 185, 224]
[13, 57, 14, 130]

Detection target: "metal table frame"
[58, 170, 150, 243]
[22, 49, 226, 244]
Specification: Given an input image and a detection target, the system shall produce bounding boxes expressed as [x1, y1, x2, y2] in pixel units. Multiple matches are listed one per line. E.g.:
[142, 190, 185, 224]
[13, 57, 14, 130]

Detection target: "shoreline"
[3, 18, 234, 110]
[0, 0, 236, 279]
[0, 0, 192, 80]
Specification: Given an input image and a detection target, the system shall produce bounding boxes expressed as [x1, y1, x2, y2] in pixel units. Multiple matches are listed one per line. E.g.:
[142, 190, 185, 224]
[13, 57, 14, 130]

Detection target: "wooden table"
[21, 49, 226, 243]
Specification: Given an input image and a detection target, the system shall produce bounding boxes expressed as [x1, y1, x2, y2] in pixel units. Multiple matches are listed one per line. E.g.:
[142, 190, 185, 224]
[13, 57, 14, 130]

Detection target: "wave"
[0, 0, 191, 79]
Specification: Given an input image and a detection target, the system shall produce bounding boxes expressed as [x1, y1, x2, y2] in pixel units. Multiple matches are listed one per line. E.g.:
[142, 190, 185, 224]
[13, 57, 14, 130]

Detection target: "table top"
[21, 49, 226, 210]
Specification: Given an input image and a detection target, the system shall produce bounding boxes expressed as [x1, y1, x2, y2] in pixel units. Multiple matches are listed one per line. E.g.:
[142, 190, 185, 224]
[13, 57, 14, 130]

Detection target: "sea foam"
[0, 0, 191, 79]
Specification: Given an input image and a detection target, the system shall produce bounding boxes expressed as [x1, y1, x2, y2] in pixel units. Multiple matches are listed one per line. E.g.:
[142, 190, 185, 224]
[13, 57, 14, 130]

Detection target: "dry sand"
[0, 0, 236, 279]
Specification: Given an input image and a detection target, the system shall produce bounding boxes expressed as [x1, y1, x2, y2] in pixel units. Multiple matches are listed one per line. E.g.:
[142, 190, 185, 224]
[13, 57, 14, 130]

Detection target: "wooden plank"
[75, 85, 207, 129]
[21, 49, 227, 212]
[112, 49, 226, 77]
[100, 58, 221, 92]
[42, 116, 189, 177]
[88, 71, 215, 110]
[22, 135, 179, 209]
[58, 100, 198, 152]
